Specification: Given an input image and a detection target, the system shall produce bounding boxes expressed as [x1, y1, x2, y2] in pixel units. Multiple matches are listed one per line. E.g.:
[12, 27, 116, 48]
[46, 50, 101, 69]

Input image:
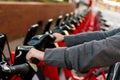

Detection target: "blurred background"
[0, 0, 120, 62]
[0, 0, 120, 80]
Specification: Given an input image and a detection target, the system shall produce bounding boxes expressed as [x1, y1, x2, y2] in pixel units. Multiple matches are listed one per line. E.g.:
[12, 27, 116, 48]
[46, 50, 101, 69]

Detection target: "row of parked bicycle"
[0, 7, 113, 80]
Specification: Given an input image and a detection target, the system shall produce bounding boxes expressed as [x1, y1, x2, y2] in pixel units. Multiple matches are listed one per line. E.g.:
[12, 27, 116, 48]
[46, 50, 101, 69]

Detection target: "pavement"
[92, 7, 120, 30]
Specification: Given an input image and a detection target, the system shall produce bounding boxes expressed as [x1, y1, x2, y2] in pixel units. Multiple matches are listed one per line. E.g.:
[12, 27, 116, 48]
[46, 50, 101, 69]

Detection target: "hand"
[26, 48, 44, 63]
[53, 33, 64, 42]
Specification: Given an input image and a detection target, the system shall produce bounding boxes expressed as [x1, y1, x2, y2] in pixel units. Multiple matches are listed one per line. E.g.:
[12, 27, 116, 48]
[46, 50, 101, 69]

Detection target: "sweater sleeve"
[44, 32, 120, 73]
[64, 28, 120, 47]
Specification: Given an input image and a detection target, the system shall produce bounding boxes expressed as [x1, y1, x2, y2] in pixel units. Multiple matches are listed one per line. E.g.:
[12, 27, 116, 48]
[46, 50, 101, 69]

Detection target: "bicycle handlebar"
[1, 62, 30, 74]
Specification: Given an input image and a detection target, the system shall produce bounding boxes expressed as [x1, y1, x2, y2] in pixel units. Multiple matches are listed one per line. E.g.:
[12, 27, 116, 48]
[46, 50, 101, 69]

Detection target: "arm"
[44, 32, 120, 73]
[64, 28, 120, 47]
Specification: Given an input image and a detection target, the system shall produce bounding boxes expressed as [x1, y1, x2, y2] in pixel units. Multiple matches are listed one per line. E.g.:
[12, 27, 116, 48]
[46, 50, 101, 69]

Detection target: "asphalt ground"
[92, 7, 120, 30]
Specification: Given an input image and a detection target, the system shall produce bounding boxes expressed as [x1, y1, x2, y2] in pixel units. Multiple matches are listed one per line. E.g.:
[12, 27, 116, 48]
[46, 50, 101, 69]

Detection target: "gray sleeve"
[64, 28, 120, 47]
[44, 32, 120, 73]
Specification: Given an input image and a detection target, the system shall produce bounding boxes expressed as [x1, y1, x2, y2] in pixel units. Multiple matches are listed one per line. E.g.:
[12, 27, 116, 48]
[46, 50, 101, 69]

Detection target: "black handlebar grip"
[6, 63, 30, 74]
[31, 57, 40, 64]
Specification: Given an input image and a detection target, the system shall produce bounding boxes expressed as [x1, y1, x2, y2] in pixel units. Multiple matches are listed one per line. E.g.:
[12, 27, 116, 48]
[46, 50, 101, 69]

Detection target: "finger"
[26, 52, 32, 62]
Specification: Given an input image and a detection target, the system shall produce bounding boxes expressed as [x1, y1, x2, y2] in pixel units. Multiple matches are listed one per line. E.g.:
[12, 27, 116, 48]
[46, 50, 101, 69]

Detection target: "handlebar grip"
[11, 63, 30, 74]
[2, 63, 30, 74]
[31, 57, 40, 64]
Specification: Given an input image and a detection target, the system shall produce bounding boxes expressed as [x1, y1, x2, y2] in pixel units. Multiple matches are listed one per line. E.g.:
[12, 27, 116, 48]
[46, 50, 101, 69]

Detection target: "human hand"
[52, 33, 64, 42]
[26, 48, 44, 63]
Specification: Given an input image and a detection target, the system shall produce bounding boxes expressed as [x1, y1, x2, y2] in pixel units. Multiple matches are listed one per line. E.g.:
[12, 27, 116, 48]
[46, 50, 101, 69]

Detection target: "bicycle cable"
[4, 34, 13, 64]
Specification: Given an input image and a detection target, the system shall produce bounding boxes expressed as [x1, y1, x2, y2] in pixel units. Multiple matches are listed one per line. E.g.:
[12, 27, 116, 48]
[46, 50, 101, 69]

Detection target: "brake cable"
[5, 34, 13, 64]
